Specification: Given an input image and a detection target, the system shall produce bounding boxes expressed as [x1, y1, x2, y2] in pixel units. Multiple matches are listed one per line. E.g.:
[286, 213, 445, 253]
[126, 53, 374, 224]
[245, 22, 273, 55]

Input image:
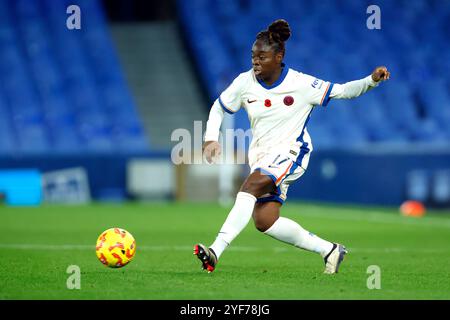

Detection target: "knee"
[240, 181, 259, 196]
[241, 179, 272, 198]
[253, 216, 275, 233]
[254, 220, 269, 232]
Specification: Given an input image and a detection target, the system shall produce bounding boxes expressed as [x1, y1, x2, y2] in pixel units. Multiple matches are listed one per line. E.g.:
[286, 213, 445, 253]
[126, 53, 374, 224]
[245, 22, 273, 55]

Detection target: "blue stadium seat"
[0, 0, 149, 154]
[178, 0, 450, 147]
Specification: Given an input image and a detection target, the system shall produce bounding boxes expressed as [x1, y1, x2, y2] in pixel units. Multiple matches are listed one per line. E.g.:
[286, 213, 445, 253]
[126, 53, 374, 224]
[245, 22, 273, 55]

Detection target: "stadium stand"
[177, 0, 450, 149]
[0, 0, 149, 155]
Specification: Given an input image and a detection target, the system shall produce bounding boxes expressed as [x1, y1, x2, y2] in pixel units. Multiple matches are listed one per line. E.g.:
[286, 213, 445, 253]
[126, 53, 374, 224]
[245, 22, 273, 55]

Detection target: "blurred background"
[0, 0, 449, 209]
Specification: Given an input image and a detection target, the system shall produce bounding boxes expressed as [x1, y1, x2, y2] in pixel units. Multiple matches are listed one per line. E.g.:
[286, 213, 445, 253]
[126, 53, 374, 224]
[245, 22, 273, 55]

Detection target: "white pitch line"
[0, 243, 448, 254]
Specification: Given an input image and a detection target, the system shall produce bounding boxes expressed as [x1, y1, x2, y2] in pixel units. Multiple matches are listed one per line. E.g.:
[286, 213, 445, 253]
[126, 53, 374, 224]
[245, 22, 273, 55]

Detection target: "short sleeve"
[217, 73, 248, 114]
[300, 73, 335, 107]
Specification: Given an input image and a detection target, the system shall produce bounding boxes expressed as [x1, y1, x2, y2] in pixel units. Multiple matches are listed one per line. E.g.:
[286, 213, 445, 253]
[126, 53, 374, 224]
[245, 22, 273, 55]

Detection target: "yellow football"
[95, 228, 136, 268]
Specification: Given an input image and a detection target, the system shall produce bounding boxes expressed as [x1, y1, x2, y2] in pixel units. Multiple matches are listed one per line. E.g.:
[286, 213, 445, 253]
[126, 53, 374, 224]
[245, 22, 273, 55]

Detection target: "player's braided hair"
[256, 19, 291, 56]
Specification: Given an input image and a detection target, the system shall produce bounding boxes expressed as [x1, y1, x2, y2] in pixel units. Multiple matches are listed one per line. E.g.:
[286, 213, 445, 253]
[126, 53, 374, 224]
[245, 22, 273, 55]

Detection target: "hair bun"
[268, 19, 291, 42]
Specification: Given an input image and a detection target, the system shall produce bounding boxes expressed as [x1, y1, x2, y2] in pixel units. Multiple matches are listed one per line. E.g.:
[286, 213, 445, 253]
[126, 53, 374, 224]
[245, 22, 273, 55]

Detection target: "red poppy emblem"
[284, 96, 294, 106]
[264, 99, 271, 107]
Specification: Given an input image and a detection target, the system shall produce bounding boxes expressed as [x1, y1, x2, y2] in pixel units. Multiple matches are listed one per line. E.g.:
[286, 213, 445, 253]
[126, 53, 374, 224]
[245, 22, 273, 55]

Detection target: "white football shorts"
[250, 151, 308, 204]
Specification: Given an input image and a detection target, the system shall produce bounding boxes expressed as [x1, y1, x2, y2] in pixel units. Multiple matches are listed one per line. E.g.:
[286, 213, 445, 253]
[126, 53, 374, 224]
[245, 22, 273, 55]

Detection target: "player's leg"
[209, 170, 275, 256]
[252, 201, 280, 232]
[253, 200, 333, 257]
[194, 170, 275, 272]
[253, 200, 347, 273]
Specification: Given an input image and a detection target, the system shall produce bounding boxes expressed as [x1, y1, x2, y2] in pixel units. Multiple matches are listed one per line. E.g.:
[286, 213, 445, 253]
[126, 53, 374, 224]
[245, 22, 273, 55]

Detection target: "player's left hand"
[371, 66, 390, 82]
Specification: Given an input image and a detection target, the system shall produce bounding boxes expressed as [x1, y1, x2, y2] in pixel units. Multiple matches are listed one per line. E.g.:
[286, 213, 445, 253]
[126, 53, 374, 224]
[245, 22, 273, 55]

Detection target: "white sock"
[264, 217, 334, 257]
[210, 192, 257, 259]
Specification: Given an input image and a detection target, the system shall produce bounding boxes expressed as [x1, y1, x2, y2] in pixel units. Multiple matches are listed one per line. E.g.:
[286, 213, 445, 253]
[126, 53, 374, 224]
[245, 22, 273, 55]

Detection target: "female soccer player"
[194, 19, 390, 274]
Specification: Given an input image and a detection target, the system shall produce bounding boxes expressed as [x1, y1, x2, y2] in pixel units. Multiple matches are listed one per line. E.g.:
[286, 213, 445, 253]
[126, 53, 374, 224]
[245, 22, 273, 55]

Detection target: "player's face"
[251, 40, 283, 80]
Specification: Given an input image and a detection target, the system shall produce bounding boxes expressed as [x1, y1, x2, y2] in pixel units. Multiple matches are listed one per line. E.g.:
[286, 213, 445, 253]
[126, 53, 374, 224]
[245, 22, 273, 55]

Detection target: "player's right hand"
[203, 141, 221, 164]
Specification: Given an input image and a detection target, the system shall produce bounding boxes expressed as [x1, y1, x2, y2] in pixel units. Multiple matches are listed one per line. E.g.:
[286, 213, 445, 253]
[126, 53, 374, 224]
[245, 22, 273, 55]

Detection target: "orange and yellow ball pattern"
[96, 228, 136, 268]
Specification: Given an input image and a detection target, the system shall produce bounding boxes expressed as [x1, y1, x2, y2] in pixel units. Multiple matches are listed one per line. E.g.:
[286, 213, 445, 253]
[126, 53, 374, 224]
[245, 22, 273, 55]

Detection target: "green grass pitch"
[1, 202, 450, 300]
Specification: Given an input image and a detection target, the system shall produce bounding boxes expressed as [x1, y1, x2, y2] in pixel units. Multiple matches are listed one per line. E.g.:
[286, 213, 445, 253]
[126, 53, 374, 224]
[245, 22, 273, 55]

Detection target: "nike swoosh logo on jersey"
[247, 99, 257, 103]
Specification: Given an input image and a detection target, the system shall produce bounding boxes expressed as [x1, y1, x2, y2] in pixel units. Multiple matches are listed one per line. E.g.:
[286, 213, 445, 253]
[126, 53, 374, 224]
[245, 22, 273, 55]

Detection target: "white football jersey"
[217, 64, 334, 170]
[204, 64, 379, 203]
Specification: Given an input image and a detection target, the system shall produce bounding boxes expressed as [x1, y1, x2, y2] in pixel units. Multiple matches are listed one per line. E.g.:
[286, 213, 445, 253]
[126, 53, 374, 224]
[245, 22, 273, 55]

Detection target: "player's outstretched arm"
[330, 66, 390, 100]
